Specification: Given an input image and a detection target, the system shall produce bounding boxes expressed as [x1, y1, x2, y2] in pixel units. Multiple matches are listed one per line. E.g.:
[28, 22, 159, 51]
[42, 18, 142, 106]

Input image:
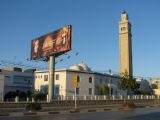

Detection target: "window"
[100, 78, 102, 83]
[44, 75, 48, 81]
[56, 74, 59, 80]
[121, 27, 126, 31]
[137, 83, 140, 88]
[5, 76, 10, 78]
[55, 85, 60, 95]
[43, 87, 48, 93]
[77, 76, 80, 83]
[89, 88, 92, 95]
[111, 88, 113, 94]
[89, 77, 92, 83]
[76, 87, 80, 95]
[28, 80, 30, 84]
[151, 84, 158, 89]
[106, 79, 108, 83]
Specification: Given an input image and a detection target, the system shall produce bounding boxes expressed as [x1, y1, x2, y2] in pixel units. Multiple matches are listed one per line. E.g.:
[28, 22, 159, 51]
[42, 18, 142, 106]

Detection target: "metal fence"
[55, 95, 160, 101]
[1, 95, 160, 103]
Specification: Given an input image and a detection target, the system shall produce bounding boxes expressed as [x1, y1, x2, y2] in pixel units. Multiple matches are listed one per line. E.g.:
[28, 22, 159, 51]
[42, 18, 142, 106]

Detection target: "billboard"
[31, 25, 72, 60]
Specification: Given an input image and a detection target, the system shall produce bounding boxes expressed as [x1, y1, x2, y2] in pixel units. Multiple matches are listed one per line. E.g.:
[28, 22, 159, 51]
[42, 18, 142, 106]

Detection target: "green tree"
[19, 91, 27, 100]
[118, 71, 138, 95]
[134, 89, 150, 95]
[97, 84, 109, 95]
[27, 90, 32, 98]
[32, 92, 47, 101]
[4, 91, 16, 101]
[15, 90, 20, 96]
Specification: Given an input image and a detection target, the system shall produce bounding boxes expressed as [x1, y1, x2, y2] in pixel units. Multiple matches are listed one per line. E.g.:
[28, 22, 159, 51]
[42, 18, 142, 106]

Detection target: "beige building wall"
[153, 89, 160, 96]
[66, 71, 95, 96]
[34, 64, 123, 97]
[55, 71, 66, 96]
[34, 71, 49, 91]
[34, 70, 67, 96]
[119, 12, 133, 76]
[35, 69, 95, 96]
[149, 79, 160, 95]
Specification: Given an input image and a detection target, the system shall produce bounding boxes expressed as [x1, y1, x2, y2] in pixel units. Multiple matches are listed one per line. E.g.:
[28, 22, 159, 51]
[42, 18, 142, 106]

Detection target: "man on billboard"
[56, 26, 71, 53]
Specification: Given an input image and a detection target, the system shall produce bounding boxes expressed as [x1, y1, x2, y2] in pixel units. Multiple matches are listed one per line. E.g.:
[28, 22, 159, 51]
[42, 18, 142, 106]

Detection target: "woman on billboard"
[42, 34, 54, 57]
[32, 39, 39, 59]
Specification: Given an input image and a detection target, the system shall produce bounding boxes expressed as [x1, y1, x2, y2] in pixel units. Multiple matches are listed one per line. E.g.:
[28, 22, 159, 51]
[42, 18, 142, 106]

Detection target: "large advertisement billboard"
[31, 25, 72, 60]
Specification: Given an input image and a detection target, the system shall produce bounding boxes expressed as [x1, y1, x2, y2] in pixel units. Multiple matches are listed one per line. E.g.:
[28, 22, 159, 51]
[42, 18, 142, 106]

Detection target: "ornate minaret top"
[121, 11, 128, 21]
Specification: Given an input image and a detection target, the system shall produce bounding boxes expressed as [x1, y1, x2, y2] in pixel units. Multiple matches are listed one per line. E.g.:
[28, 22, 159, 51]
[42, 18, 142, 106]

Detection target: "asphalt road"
[1, 107, 160, 120]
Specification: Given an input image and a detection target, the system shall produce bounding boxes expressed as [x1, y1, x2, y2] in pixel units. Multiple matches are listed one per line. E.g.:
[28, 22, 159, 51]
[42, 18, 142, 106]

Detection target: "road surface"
[0, 107, 160, 120]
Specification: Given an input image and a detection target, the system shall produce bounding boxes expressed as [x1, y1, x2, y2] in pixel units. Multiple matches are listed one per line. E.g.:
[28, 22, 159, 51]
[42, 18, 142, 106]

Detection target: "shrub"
[121, 101, 136, 108]
[32, 93, 47, 101]
[25, 103, 42, 111]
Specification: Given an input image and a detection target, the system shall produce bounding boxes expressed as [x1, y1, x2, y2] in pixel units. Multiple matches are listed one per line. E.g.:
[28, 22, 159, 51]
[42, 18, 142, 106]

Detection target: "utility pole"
[48, 55, 55, 102]
[73, 75, 78, 110]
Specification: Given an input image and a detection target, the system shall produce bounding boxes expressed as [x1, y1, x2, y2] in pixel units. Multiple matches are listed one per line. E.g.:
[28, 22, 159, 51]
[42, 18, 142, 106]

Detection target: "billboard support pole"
[48, 55, 55, 102]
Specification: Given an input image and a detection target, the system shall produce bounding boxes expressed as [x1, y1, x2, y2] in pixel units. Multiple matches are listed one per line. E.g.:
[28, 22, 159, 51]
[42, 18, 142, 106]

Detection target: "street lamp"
[109, 69, 112, 99]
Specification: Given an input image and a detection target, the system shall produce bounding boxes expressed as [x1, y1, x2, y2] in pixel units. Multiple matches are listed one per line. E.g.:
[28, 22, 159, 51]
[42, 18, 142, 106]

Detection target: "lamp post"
[0, 72, 4, 102]
[109, 69, 112, 99]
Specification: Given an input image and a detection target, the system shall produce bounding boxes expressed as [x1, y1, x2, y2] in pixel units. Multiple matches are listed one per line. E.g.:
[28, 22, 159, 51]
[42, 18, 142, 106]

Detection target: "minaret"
[119, 11, 133, 76]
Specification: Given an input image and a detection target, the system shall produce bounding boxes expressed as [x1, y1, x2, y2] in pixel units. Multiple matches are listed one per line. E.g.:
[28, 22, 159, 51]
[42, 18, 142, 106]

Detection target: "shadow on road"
[124, 112, 160, 120]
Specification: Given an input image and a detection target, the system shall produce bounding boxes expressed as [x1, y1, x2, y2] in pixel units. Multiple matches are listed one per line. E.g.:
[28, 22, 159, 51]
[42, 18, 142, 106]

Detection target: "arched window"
[77, 75, 80, 83]
[89, 77, 92, 83]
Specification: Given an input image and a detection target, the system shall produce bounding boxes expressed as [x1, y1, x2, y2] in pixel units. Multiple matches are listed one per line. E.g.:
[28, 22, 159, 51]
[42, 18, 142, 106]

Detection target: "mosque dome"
[69, 63, 92, 72]
[69, 64, 84, 71]
[78, 63, 91, 72]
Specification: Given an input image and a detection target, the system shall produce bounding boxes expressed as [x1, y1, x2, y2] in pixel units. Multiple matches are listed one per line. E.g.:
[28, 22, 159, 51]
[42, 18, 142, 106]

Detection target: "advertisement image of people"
[31, 39, 39, 59]
[30, 25, 72, 60]
[42, 34, 54, 57]
[56, 26, 71, 53]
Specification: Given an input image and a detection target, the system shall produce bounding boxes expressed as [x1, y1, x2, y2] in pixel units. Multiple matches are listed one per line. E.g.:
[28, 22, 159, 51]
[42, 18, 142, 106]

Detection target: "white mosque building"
[34, 63, 122, 98]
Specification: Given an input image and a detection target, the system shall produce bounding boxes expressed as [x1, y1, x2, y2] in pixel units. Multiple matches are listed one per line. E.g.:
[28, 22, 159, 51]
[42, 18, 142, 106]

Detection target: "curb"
[48, 111, 60, 114]
[0, 113, 9, 116]
[104, 108, 111, 111]
[70, 110, 79, 113]
[23, 112, 37, 116]
[118, 107, 124, 110]
[88, 109, 97, 112]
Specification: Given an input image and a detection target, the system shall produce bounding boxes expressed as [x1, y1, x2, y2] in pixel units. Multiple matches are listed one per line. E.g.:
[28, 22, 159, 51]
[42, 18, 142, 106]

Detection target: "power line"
[0, 59, 45, 70]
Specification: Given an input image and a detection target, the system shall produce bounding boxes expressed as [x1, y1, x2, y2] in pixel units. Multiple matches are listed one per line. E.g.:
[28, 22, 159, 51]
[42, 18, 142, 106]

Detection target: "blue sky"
[0, 0, 160, 78]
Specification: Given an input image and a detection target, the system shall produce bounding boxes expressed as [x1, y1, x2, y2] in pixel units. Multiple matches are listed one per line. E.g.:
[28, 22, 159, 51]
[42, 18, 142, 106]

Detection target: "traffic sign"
[72, 75, 78, 88]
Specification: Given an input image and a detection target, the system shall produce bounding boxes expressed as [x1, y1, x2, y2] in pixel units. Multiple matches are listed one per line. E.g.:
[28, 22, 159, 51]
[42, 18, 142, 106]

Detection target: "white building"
[34, 64, 122, 97]
[150, 79, 160, 95]
[0, 67, 34, 101]
[136, 77, 152, 94]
